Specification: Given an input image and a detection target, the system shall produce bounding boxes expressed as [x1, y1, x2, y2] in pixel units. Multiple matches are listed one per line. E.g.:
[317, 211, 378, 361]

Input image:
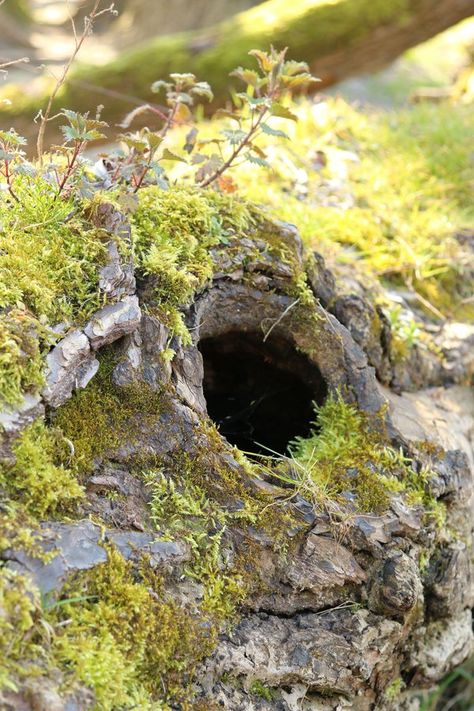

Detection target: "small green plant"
[249, 679, 276, 701]
[53, 109, 107, 196]
[193, 47, 317, 187]
[0, 128, 27, 201]
[249, 394, 442, 518]
[0, 49, 316, 199]
[385, 677, 405, 700]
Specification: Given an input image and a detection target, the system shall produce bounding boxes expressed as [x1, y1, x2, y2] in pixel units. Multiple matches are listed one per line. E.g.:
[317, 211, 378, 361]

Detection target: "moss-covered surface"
[53, 348, 165, 474]
[229, 98, 473, 322]
[131, 186, 255, 342]
[0, 183, 255, 408]
[0, 419, 83, 517]
[0, 178, 110, 407]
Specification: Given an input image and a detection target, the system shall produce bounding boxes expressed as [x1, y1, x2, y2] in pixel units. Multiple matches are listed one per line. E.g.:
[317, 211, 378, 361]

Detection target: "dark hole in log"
[199, 331, 327, 455]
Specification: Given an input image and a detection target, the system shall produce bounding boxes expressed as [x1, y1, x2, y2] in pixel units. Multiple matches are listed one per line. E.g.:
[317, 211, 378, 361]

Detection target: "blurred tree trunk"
[111, 0, 261, 45]
[2, 0, 473, 141]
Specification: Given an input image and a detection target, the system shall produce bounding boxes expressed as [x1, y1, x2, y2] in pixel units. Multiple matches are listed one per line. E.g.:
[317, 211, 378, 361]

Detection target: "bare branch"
[36, 0, 115, 165]
[0, 56, 29, 73]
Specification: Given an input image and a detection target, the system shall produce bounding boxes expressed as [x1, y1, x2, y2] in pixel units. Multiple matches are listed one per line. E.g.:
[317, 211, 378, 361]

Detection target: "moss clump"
[0, 309, 46, 408]
[287, 395, 448, 520]
[249, 679, 276, 702]
[54, 350, 164, 474]
[288, 395, 402, 513]
[0, 177, 109, 325]
[145, 468, 248, 620]
[131, 186, 254, 341]
[0, 419, 83, 518]
[48, 547, 215, 710]
[0, 568, 42, 691]
[0, 176, 111, 407]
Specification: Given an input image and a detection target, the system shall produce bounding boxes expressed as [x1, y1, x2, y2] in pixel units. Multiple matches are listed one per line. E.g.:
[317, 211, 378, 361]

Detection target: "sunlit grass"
[223, 96, 474, 319]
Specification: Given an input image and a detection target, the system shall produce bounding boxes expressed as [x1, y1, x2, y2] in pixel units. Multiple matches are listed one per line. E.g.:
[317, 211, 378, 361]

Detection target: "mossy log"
[1, 196, 473, 710]
[2, 0, 474, 144]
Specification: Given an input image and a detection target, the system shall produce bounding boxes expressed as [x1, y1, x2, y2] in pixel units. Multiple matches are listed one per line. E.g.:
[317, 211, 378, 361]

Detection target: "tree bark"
[1, 0, 473, 143]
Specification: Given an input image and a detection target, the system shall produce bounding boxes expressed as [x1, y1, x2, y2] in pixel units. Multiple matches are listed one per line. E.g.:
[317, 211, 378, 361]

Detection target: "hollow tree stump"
[1, 208, 473, 710]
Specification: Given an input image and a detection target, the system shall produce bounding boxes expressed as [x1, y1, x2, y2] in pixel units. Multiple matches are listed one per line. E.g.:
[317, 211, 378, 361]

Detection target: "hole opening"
[199, 331, 327, 456]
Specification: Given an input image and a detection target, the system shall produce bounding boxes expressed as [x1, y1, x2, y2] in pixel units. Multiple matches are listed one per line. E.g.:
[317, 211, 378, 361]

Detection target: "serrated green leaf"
[270, 102, 298, 121]
[246, 151, 270, 168]
[161, 148, 187, 163]
[170, 73, 196, 86]
[191, 82, 213, 101]
[261, 123, 289, 139]
[281, 73, 320, 89]
[0, 129, 27, 146]
[230, 67, 260, 87]
[222, 129, 247, 145]
[151, 79, 172, 93]
[282, 60, 310, 76]
[249, 49, 273, 72]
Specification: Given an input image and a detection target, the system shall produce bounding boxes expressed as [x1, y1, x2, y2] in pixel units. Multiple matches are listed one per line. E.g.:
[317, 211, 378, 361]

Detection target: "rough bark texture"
[1, 206, 473, 710]
[2, 0, 473, 143]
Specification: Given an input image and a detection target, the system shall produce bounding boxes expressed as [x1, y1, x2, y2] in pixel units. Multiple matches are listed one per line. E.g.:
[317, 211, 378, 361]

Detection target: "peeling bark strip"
[1, 214, 473, 710]
[2, 0, 473, 143]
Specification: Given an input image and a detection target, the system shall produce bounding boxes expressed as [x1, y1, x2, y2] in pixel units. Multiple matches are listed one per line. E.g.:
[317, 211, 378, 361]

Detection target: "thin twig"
[36, 0, 115, 165]
[0, 56, 29, 72]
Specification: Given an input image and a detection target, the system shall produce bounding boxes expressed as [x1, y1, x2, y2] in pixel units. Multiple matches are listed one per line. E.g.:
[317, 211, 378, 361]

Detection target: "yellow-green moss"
[131, 185, 254, 342]
[0, 419, 83, 518]
[249, 680, 276, 702]
[48, 547, 216, 710]
[54, 350, 164, 474]
[0, 177, 109, 325]
[0, 568, 42, 692]
[0, 176, 110, 407]
[145, 468, 248, 620]
[289, 394, 444, 516]
[0, 310, 46, 408]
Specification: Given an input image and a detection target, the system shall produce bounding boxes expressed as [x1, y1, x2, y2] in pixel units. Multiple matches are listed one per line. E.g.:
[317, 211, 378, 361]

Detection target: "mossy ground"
[227, 97, 473, 322]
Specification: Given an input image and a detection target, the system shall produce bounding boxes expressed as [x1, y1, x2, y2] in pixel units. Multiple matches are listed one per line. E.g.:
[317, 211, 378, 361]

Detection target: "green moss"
[0, 176, 111, 407]
[48, 547, 215, 709]
[131, 185, 254, 342]
[144, 468, 248, 620]
[385, 677, 405, 701]
[0, 419, 83, 518]
[249, 679, 276, 701]
[0, 568, 41, 692]
[288, 395, 392, 512]
[0, 177, 108, 325]
[0, 309, 46, 408]
[285, 396, 449, 522]
[54, 350, 164, 474]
